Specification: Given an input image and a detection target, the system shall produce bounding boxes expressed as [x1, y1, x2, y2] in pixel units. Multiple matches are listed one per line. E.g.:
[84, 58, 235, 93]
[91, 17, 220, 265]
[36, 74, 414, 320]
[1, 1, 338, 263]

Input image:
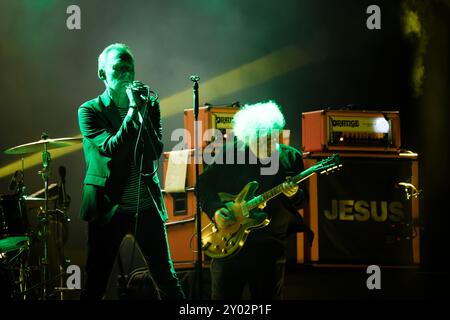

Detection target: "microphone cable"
[127, 87, 163, 279]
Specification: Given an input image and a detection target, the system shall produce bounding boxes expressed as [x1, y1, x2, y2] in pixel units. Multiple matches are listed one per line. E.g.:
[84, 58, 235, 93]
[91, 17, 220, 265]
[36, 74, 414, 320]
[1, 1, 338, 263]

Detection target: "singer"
[77, 43, 185, 300]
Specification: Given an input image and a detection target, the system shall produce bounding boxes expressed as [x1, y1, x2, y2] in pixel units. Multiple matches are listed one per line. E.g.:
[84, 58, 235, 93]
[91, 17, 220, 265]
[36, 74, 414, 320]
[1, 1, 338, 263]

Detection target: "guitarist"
[198, 100, 314, 300]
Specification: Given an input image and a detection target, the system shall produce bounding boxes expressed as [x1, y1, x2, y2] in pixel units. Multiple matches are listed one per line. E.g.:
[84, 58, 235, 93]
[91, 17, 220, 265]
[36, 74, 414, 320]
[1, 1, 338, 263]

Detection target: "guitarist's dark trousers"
[210, 241, 286, 300]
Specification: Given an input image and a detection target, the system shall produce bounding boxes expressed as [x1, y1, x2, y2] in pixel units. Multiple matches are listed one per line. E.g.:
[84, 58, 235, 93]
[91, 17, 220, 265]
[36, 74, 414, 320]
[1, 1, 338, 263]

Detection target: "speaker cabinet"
[162, 150, 208, 269]
[300, 152, 420, 266]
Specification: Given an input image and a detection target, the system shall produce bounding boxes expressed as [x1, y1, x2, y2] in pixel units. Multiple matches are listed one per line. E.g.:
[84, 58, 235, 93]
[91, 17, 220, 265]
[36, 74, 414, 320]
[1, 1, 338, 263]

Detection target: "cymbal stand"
[37, 137, 51, 300]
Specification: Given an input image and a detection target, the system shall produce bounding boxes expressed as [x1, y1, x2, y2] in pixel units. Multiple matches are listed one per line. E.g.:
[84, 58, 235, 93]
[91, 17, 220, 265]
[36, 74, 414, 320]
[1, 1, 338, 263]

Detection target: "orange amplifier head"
[183, 104, 240, 149]
[302, 109, 401, 152]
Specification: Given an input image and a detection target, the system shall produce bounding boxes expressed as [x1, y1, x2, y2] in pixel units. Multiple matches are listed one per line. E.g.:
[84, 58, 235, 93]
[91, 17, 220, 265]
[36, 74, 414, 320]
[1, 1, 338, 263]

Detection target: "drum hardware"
[2, 133, 80, 300]
[0, 194, 29, 253]
[16, 269, 68, 299]
[38, 133, 52, 298]
[0, 240, 31, 299]
[0, 182, 31, 299]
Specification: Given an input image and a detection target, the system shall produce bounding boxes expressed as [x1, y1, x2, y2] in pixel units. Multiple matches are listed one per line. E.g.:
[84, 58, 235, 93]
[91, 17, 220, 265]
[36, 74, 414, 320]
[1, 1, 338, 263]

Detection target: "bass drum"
[0, 263, 14, 300]
[0, 194, 30, 254]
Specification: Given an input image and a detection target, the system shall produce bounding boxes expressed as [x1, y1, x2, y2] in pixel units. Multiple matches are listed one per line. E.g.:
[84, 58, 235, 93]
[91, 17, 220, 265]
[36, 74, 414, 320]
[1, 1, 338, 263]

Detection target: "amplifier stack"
[298, 109, 421, 266]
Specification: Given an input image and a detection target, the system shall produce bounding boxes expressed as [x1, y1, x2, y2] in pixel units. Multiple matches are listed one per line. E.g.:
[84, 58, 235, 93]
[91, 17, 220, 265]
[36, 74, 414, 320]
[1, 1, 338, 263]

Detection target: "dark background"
[0, 0, 449, 298]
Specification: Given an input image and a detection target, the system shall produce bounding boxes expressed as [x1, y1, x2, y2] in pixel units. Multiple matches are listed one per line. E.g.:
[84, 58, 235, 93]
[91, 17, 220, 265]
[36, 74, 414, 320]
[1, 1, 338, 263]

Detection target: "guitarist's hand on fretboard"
[282, 177, 299, 198]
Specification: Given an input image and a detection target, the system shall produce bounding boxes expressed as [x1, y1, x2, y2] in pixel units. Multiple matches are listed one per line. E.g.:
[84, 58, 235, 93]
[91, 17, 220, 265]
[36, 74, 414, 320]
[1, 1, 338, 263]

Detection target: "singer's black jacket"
[77, 90, 166, 224]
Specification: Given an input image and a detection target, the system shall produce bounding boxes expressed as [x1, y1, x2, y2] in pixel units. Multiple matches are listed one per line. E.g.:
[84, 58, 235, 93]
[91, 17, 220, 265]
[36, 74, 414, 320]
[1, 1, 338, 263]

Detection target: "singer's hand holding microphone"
[126, 81, 150, 124]
[126, 80, 149, 109]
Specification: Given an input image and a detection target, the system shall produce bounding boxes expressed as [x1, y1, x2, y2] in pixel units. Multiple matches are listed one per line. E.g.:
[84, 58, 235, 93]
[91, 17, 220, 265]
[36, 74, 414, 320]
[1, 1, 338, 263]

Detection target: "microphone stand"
[190, 75, 203, 299]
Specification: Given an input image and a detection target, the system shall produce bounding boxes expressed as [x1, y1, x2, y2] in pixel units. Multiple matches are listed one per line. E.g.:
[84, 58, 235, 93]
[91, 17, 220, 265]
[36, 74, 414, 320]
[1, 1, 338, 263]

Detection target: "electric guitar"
[200, 154, 342, 259]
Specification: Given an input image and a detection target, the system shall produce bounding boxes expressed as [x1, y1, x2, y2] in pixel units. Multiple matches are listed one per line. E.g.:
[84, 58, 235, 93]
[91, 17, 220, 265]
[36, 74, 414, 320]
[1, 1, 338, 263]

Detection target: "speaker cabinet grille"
[302, 153, 420, 265]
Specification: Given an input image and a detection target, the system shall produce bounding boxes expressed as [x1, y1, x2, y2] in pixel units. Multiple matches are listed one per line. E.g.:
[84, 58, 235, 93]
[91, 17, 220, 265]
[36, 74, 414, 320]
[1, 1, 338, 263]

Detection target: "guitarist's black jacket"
[197, 143, 314, 253]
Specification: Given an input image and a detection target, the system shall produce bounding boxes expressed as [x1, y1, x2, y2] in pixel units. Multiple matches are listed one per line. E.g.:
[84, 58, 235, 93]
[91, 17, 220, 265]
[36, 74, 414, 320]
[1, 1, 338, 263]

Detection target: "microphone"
[189, 75, 200, 82]
[58, 166, 66, 184]
[9, 170, 19, 191]
[58, 166, 69, 208]
[126, 81, 151, 102]
[397, 182, 415, 189]
[396, 182, 421, 200]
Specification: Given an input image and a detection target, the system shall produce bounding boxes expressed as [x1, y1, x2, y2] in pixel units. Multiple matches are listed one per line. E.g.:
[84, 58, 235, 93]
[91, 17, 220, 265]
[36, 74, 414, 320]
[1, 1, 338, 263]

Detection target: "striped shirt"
[116, 107, 154, 212]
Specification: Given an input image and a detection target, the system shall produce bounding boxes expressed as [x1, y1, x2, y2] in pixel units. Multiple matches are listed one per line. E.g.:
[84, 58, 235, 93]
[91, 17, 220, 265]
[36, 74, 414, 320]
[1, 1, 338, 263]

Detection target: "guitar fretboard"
[246, 165, 318, 211]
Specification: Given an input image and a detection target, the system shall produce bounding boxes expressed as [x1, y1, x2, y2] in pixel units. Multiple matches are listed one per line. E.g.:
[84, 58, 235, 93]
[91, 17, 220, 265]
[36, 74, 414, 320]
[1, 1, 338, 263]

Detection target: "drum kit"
[0, 134, 81, 300]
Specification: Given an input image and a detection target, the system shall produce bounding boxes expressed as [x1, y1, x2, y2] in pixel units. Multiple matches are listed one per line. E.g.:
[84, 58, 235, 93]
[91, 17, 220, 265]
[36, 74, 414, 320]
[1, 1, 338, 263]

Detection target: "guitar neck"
[246, 165, 317, 211]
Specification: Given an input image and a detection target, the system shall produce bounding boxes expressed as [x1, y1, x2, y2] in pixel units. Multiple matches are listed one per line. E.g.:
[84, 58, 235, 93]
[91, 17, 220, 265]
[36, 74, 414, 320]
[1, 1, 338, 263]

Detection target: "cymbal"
[4, 137, 82, 155]
[0, 236, 29, 253]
